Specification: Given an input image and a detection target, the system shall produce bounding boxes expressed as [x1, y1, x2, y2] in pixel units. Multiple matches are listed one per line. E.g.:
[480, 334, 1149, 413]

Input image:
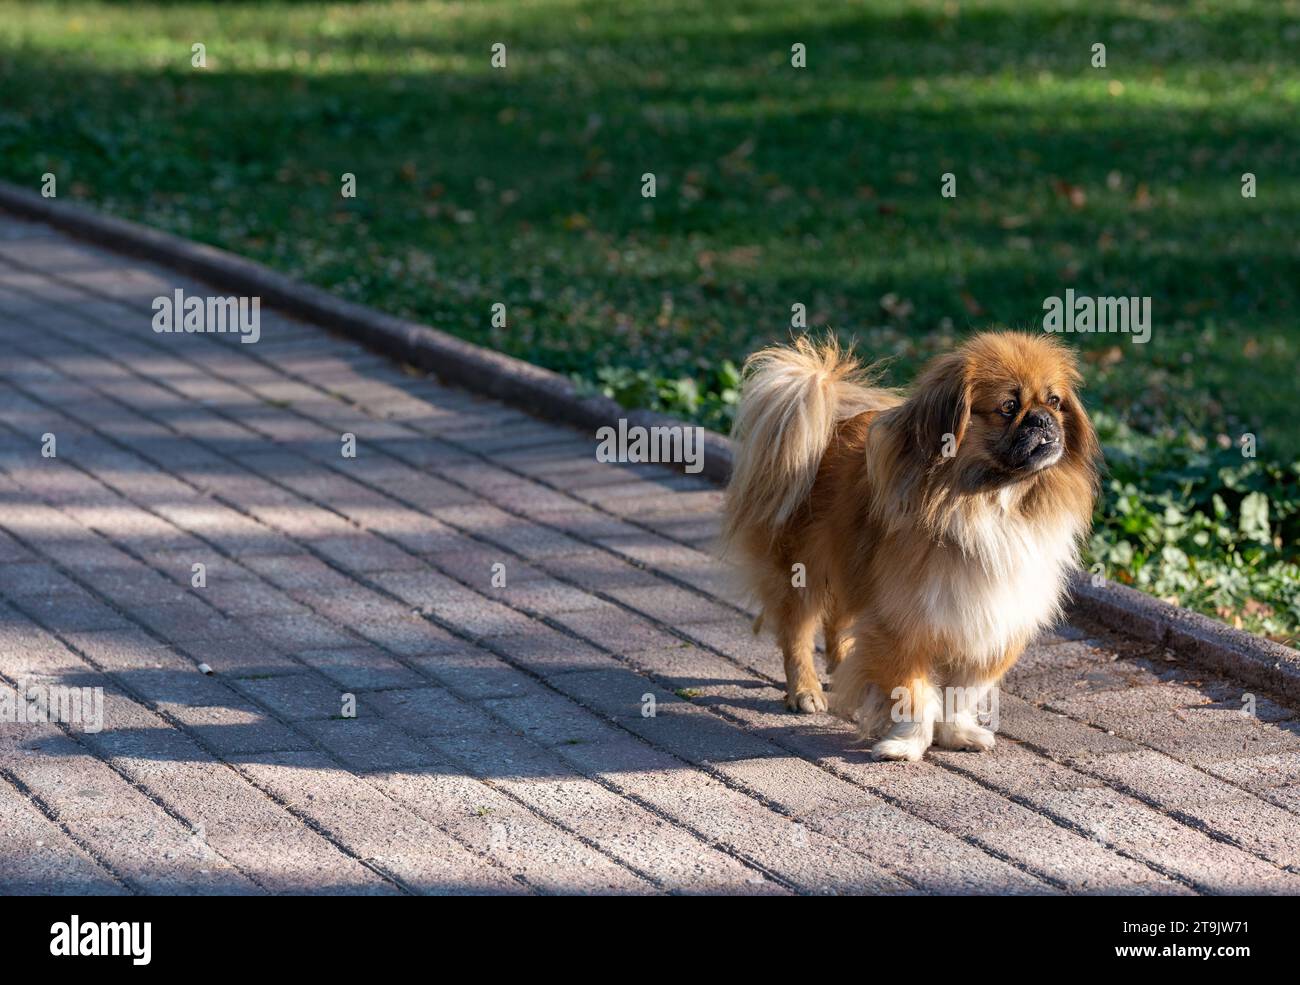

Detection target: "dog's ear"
[1053, 345, 1100, 468]
[900, 351, 971, 459]
[1061, 385, 1101, 473]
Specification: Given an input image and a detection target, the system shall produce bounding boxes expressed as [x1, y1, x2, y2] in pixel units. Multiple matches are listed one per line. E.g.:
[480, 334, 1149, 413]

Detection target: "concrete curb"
[3, 180, 1296, 700]
[1067, 573, 1300, 702]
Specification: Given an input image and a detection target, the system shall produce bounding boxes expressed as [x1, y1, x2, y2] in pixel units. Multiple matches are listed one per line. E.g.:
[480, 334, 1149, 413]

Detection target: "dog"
[721, 331, 1099, 761]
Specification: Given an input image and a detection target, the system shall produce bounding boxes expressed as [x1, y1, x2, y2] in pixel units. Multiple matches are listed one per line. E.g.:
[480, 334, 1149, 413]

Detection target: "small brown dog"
[721, 332, 1099, 761]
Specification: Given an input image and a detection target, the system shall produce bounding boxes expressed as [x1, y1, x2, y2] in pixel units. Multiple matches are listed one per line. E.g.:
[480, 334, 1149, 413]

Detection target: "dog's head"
[899, 331, 1099, 491]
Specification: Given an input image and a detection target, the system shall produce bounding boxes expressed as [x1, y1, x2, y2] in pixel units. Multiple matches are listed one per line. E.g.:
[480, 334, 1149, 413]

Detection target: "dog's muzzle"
[1007, 410, 1063, 471]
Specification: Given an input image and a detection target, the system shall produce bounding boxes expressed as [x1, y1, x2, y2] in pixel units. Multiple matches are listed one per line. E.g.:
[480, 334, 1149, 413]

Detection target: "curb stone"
[2, 179, 1295, 702]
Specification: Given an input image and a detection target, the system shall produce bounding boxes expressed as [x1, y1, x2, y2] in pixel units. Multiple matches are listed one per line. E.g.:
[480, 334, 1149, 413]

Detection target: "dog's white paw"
[934, 720, 996, 752]
[868, 694, 937, 761]
[871, 734, 929, 762]
[868, 727, 930, 764]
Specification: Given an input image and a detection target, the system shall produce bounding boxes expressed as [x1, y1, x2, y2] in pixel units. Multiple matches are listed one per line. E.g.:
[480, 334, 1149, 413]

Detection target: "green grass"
[2, 0, 1297, 642]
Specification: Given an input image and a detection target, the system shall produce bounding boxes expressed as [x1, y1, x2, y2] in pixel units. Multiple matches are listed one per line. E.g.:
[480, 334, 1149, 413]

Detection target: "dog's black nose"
[1022, 408, 1055, 432]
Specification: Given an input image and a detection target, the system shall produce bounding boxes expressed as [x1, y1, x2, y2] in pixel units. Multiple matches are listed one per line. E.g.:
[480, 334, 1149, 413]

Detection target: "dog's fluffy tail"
[722, 336, 885, 551]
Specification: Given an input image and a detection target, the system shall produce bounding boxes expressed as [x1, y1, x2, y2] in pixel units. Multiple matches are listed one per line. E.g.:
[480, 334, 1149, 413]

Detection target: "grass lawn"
[1, 0, 1297, 642]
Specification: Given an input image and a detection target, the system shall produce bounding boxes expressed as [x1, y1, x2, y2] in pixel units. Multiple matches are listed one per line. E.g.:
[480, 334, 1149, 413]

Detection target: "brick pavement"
[0, 213, 1298, 894]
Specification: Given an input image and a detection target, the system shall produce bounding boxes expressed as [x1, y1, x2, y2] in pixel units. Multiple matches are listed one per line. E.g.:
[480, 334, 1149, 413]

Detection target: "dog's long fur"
[722, 332, 1100, 761]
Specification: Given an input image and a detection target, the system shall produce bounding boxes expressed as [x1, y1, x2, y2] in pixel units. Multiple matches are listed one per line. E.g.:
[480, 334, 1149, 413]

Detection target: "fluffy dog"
[721, 332, 1099, 761]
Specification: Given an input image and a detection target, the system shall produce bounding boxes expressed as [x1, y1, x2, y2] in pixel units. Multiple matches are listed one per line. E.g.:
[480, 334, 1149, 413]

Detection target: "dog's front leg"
[872, 675, 941, 762]
[932, 675, 997, 752]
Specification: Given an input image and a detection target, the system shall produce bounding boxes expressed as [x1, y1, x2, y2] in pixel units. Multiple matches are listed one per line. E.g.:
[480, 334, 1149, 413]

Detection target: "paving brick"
[929, 741, 1106, 796]
[238, 673, 352, 722]
[538, 550, 662, 595]
[0, 528, 34, 562]
[677, 619, 783, 678]
[1006, 641, 1163, 703]
[550, 669, 786, 765]
[510, 508, 641, 541]
[549, 604, 682, 654]
[490, 771, 785, 895]
[16, 589, 133, 633]
[301, 718, 443, 771]
[203, 578, 309, 617]
[126, 601, 232, 641]
[75, 695, 392, 894]
[581, 758, 911, 894]
[243, 613, 356, 651]
[0, 560, 81, 597]
[349, 614, 462, 657]
[1259, 784, 1300, 812]
[176, 633, 302, 678]
[971, 825, 1189, 895]
[995, 693, 1140, 758]
[820, 754, 1055, 835]
[1169, 796, 1300, 866]
[61, 627, 190, 673]
[0, 777, 127, 895]
[1052, 685, 1300, 764]
[625, 640, 760, 691]
[313, 534, 427, 573]
[160, 696, 311, 757]
[419, 725, 565, 780]
[1069, 750, 1242, 807]
[78, 565, 186, 606]
[1175, 674, 1296, 723]
[6, 732, 260, 894]
[235, 750, 518, 895]
[409, 644, 540, 700]
[296, 646, 423, 690]
[364, 687, 514, 739]
[604, 582, 736, 624]
[0, 633, 97, 684]
[451, 564, 611, 617]
[483, 690, 619, 749]
[1019, 786, 1296, 894]
[488, 628, 622, 677]
[296, 587, 418, 623]
[368, 568, 483, 609]
[369, 766, 650, 895]
[1201, 750, 1300, 791]
[240, 553, 356, 591]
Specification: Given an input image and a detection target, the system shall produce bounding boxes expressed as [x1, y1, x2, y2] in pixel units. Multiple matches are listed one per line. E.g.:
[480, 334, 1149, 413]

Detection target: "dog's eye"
[1047, 394, 1061, 409]
[999, 398, 1019, 417]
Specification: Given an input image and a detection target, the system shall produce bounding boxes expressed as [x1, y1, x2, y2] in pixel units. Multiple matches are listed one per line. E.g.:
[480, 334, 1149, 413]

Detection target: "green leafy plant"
[1087, 412, 1300, 644]
[580, 359, 741, 432]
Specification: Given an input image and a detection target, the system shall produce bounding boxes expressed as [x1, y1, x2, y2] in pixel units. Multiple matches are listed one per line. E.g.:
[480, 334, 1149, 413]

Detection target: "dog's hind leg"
[775, 597, 825, 714]
[822, 606, 853, 676]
